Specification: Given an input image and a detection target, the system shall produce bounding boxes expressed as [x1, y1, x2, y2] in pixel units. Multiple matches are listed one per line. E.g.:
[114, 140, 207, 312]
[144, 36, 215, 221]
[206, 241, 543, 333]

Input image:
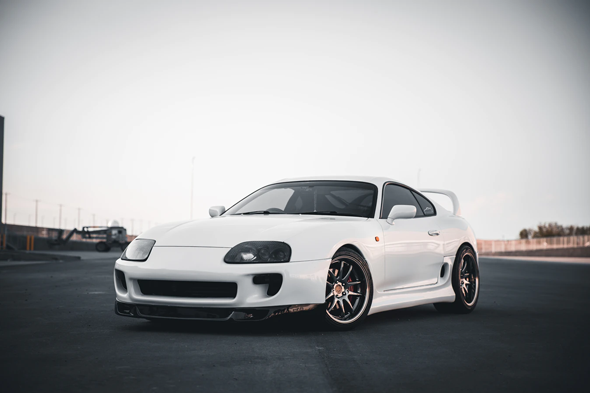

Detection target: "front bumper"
[114, 246, 330, 312]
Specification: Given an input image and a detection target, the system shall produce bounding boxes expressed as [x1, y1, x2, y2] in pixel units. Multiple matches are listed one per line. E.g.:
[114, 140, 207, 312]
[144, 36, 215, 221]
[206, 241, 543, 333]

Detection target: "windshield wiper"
[235, 210, 283, 215]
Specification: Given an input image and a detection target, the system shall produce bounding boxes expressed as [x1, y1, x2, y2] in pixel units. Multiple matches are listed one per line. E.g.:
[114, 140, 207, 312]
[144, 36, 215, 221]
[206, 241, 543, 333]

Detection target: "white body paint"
[114, 176, 477, 316]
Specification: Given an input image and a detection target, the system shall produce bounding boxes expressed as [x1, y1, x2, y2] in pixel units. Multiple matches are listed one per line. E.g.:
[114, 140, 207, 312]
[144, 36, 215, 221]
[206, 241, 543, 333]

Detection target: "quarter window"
[380, 184, 424, 219]
[412, 191, 436, 216]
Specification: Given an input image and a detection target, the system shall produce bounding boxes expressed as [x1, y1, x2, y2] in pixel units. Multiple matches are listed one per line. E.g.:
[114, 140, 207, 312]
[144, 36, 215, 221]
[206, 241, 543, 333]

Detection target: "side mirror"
[386, 205, 416, 225]
[209, 206, 226, 217]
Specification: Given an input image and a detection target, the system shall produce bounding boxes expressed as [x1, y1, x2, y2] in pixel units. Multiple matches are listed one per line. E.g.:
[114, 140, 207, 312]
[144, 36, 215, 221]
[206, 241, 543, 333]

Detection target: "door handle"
[428, 230, 440, 236]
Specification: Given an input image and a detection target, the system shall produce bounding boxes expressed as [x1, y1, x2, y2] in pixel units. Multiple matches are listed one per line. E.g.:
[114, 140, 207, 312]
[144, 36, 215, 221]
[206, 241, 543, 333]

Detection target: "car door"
[378, 183, 445, 290]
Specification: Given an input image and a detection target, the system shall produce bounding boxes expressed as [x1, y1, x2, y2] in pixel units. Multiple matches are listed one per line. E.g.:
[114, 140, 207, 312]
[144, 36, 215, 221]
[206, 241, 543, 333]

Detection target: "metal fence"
[477, 235, 590, 255]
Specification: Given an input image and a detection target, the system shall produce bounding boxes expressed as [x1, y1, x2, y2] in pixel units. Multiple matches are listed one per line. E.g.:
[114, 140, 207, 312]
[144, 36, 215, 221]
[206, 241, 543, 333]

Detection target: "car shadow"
[117, 311, 320, 335]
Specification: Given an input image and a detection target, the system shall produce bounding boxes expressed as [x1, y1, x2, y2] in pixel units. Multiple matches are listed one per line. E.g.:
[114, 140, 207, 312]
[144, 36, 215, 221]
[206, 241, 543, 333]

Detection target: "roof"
[273, 175, 399, 188]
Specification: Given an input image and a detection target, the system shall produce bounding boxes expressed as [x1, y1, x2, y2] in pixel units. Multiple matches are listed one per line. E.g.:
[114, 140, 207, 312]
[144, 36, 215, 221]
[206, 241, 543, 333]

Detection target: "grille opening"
[253, 274, 283, 296]
[138, 280, 237, 299]
[115, 269, 127, 291]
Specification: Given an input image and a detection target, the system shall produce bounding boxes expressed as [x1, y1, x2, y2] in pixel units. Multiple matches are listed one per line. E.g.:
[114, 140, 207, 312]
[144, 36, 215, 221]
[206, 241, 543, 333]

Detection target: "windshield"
[224, 181, 378, 218]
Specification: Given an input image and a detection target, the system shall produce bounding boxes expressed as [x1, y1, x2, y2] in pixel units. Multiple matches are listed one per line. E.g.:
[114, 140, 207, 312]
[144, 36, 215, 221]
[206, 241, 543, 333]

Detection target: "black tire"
[434, 245, 480, 314]
[316, 248, 373, 331]
[96, 241, 111, 252]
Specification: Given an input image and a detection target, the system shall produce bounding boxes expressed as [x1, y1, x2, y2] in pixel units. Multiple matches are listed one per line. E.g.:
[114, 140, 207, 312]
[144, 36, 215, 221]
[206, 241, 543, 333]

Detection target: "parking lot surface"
[1, 256, 589, 392]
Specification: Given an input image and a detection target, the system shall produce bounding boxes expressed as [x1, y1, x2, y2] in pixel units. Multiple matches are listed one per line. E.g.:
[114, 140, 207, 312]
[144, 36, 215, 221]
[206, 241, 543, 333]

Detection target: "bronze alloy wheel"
[459, 250, 479, 306]
[323, 249, 373, 329]
[434, 245, 480, 314]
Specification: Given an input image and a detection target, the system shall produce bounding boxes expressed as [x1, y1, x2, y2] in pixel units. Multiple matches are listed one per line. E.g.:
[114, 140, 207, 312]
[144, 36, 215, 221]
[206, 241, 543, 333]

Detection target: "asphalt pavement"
[1, 256, 589, 392]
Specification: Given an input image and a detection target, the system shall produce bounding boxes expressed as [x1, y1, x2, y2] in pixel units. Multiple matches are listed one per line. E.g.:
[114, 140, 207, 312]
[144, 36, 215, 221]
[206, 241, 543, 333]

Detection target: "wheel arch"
[335, 243, 365, 259]
[457, 241, 478, 265]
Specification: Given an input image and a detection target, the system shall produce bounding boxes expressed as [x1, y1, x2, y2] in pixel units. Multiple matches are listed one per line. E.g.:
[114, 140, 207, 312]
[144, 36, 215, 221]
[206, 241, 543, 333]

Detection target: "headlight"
[224, 241, 291, 263]
[121, 239, 156, 261]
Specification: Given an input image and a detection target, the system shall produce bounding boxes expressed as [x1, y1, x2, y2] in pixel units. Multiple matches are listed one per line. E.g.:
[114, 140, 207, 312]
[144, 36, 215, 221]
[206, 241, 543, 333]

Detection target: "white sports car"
[114, 176, 480, 330]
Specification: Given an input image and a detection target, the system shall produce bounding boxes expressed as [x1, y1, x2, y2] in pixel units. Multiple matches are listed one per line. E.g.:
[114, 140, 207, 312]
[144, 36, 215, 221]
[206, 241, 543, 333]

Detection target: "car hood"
[142, 215, 368, 248]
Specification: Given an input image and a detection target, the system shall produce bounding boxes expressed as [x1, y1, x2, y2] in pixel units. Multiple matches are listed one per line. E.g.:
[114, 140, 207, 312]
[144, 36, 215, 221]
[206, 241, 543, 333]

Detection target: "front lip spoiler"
[115, 300, 318, 322]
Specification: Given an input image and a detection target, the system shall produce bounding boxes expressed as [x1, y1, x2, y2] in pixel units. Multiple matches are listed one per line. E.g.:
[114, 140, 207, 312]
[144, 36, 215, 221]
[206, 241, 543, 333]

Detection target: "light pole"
[190, 156, 195, 219]
[59, 204, 63, 229]
[35, 199, 38, 227]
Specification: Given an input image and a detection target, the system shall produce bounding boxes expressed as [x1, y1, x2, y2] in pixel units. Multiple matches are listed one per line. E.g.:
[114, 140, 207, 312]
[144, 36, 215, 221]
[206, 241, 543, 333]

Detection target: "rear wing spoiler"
[419, 189, 461, 216]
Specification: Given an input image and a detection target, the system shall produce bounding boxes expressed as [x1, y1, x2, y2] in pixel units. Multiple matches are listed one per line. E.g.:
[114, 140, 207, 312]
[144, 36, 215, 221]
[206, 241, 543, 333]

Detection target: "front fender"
[285, 219, 387, 295]
[284, 219, 383, 262]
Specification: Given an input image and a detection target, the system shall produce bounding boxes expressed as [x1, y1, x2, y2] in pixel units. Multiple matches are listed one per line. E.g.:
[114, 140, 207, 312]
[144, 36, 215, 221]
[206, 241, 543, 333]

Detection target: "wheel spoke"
[342, 265, 353, 281]
[326, 291, 334, 301]
[328, 297, 337, 312]
[328, 270, 336, 282]
[338, 299, 345, 315]
[345, 297, 353, 311]
[348, 291, 361, 297]
[347, 281, 361, 287]
[339, 261, 345, 279]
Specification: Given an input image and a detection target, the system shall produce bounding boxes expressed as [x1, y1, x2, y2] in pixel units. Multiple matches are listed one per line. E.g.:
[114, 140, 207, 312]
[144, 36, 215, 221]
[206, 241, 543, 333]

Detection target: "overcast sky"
[1, 0, 589, 238]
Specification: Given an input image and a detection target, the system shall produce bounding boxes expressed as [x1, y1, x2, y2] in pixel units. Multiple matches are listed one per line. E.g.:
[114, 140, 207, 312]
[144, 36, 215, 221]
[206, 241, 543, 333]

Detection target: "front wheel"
[319, 249, 373, 330]
[434, 245, 480, 314]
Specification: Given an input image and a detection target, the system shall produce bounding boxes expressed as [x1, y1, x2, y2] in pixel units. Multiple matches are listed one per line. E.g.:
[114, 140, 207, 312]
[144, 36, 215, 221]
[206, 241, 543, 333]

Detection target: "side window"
[412, 191, 436, 216]
[380, 184, 424, 219]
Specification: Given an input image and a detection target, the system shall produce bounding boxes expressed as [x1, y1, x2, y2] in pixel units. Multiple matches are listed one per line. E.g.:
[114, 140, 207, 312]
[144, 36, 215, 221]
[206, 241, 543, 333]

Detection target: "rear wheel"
[434, 245, 480, 314]
[320, 249, 373, 330]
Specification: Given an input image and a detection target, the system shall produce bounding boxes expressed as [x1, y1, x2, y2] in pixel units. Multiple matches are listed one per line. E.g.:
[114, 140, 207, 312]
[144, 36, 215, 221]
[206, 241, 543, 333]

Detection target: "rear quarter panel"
[438, 215, 478, 258]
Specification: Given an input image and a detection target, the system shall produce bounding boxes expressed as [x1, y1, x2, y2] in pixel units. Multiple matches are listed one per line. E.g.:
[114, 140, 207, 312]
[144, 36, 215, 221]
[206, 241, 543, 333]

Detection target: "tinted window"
[233, 188, 294, 213]
[380, 184, 424, 219]
[225, 181, 378, 218]
[413, 191, 436, 216]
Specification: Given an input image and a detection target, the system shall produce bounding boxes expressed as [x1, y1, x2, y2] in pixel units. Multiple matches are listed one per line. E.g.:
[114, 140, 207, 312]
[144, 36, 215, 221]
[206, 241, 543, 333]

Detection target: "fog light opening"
[115, 269, 128, 292]
[253, 274, 283, 296]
